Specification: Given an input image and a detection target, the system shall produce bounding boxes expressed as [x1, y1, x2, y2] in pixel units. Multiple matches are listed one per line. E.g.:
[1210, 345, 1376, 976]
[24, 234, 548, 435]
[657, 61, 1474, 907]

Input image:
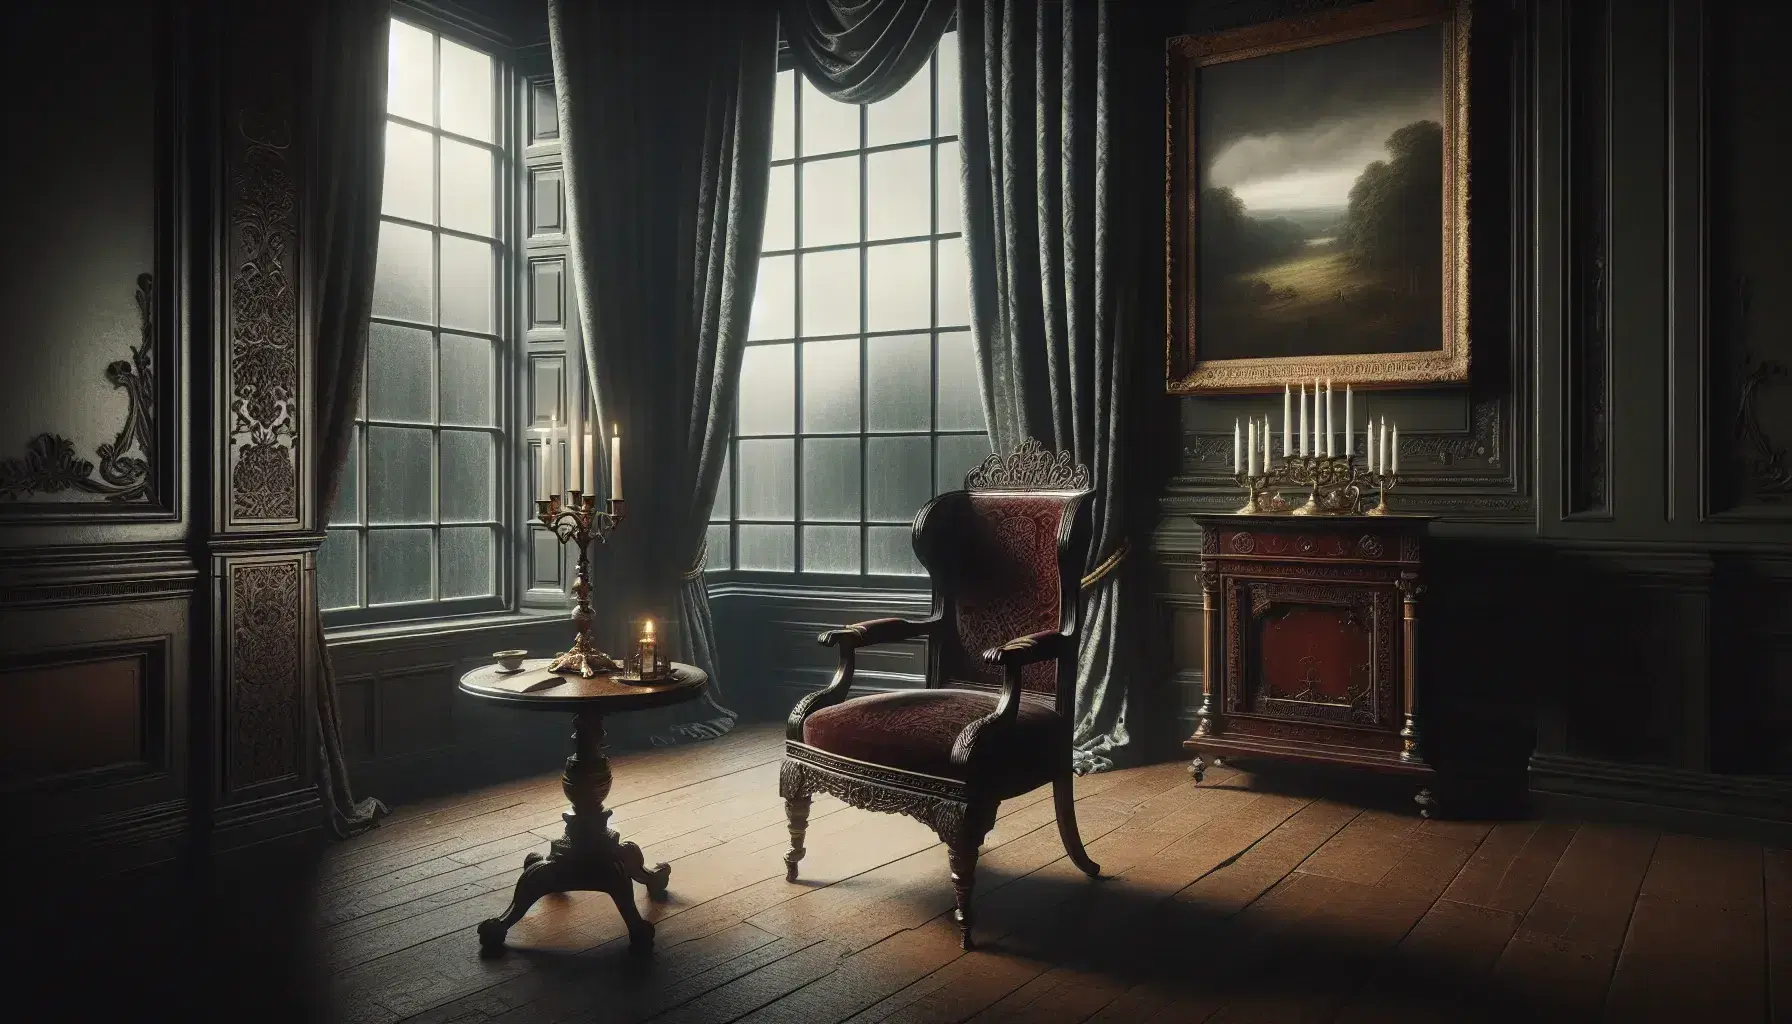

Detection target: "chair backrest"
[913, 440, 1093, 712]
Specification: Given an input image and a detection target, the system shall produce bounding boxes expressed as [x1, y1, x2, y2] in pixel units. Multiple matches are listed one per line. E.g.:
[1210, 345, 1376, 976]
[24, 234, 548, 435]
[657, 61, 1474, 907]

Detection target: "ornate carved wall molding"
[0, 274, 157, 503]
[1566, 0, 1611, 515]
[227, 560, 304, 789]
[224, 11, 301, 524]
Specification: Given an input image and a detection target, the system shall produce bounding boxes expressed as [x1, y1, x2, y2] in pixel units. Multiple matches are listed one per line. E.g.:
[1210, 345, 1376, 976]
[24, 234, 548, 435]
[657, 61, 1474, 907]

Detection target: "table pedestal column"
[477, 711, 672, 956]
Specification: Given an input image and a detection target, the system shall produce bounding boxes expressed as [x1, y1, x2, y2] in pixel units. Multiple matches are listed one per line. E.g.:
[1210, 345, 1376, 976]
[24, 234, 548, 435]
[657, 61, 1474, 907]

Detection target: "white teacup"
[493, 649, 527, 672]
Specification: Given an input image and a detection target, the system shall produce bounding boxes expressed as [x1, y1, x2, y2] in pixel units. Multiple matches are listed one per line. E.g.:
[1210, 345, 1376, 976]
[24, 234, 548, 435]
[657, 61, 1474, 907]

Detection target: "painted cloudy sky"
[1199, 25, 1443, 213]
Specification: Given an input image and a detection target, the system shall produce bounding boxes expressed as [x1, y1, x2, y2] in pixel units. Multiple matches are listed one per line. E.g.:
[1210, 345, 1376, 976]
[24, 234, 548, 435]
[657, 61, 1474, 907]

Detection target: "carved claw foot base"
[1414, 787, 1439, 819]
[1188, 755, 1208, 783]
[477, 832, 669, 957]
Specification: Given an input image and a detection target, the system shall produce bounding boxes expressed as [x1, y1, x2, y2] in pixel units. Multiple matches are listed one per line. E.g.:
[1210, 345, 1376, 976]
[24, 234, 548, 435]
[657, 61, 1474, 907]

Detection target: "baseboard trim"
[211, 786, 323, 853]
[1529, 753, 1792, 845]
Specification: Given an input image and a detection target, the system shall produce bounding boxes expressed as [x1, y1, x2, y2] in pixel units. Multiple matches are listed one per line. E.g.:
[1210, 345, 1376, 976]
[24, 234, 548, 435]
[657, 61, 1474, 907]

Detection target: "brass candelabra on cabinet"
[1233, 454, 1400, 517]
[536, 491, 626, 677]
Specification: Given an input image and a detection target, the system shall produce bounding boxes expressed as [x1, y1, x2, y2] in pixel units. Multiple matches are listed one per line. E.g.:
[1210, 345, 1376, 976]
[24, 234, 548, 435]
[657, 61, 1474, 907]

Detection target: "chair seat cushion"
[801, 688, 1064, 794]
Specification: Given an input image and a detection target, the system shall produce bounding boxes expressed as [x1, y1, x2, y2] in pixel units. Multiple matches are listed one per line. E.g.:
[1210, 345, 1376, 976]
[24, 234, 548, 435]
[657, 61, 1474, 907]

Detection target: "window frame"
[706, 33, 986, 589]
[321, 9, 525, 630]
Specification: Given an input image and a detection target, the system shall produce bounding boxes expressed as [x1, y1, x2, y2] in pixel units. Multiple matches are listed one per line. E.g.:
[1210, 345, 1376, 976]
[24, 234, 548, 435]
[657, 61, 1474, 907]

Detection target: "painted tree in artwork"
[1344, 120, 1443, 294]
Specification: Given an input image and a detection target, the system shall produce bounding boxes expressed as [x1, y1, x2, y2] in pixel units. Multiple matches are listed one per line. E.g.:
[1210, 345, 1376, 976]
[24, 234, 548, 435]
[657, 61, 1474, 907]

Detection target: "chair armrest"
[791, 616, 938, 741]
[981, 629, 1069, 669]
[817, 616, 933, 650]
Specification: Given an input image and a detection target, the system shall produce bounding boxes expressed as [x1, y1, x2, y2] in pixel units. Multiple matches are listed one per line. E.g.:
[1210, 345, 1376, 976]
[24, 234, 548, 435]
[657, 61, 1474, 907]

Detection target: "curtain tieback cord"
[1080, 537, 1130, 591]
[681, 539, 708, 581]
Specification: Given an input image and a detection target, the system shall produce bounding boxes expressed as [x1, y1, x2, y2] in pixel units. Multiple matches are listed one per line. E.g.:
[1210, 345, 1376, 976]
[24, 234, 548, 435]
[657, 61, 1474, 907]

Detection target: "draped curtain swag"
[550, 0, 778, 746]
[780, 0, 955, 102]
[959, 0, 1144, 773]
[309, 0, 391, 837]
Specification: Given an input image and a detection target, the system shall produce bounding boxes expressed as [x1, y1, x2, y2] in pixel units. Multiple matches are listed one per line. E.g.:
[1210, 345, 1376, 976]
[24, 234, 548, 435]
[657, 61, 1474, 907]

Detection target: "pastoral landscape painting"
[1196, 24, 1445, 363]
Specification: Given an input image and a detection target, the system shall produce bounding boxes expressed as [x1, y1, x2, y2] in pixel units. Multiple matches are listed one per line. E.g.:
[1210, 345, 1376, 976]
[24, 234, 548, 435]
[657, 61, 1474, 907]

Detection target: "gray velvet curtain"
[550, 0, 777, 746]
[310, 0, 390, 835]
[959, 0, 1144, 774]
[781, 0, 955, 102]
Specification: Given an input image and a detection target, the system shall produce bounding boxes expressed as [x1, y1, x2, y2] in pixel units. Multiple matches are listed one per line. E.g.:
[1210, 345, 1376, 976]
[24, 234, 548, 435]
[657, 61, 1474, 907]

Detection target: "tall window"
[320, 17, 511, 620]
[709, 33, 988, 578]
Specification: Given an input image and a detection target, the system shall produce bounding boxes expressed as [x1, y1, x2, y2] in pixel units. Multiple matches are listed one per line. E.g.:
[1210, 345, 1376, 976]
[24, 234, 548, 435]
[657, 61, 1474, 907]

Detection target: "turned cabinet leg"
[783, 795, 811, 882]
[947, 843, 979, 951]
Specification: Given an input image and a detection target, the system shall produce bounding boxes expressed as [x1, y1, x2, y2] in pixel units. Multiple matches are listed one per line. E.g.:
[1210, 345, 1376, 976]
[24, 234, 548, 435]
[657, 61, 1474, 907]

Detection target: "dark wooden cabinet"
[1183, 514, 1437, 813]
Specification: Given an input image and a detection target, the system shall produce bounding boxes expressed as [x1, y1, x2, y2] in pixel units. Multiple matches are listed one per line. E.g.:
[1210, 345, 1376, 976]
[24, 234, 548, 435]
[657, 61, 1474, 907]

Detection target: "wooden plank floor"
[321, 725, 1786, 1024]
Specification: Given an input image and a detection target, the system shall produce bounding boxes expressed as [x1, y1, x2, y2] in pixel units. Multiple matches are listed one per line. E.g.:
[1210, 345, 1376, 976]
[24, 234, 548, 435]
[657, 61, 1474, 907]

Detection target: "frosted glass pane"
[367, 426, 432, 524]
[441, 526, 493, 598]
[439, 37, 493, 142]
[866, 334, 930, 432]
[801, 76, 859, 156]
[738, 344, 794, 435]
[439, 430, 493, 522]
[440, 235, 492, 333]
[867, 67, 931, 146]
[440, 138, 493, 236]
[936, 32, 960, 136]
[866, 435, 931, 521]
[382, 122, 434, 224]
[801, 155, 859, 248]
[772, 70, 796, 161]
[749, 255, 794, 340]
[802, 249, 860, 337]
[764, 165, 795, 252]
[937, 141, 962, 235]
[936, 331, 984, 431]
[388, 20, 433, 125]
[867, 147, 931, 240]
[738, 525, 794, 571]
[373, 222, 433, 323]
[936, 237, 970, 327]
[439, 333, 492, 426]
[868, 525, 925, 576]
[936, 433, 991, 493]
[867, 242, 930, 332]
[802, 526, 860, 575]
[710, 448, 731, 520]
[802, 437, 860, 522]
[330, 428, 359, 525]
[367, 528, 432, 605]
[318, 529, 360, 610]
[705, 524, 732, 571]
[802, 339, 860, 433]
[367, 323, 432, 423]
[736, 438, 794, 520]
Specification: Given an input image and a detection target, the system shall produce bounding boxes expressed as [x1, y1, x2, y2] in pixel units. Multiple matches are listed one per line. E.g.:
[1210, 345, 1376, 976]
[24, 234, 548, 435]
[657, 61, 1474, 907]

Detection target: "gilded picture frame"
[1165, 0, 1471, 393]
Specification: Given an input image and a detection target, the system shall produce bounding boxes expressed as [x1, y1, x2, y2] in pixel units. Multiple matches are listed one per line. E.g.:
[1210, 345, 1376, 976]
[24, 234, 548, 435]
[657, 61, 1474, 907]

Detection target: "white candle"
[583, 428, 594, 495]
[1312, 377, 1322, 456]
[1368, 418, 1378, 474]
[1233, 419, 1242, 475]
[1391, 423, 1400, 473]
[549, 413, 561, 497]
[1345, 385, 1353, 462]
[570, 417, 583, 493]
[1297, 385, 1307, 457]
[609, 423, 623, 500]
[1282, 384, 1292, 458]
[1247, 418, 1257, 476]
[1379, 417, 1390, 474]
[1263, 416, 1273, 472]
[1325, 379, 1335, 457]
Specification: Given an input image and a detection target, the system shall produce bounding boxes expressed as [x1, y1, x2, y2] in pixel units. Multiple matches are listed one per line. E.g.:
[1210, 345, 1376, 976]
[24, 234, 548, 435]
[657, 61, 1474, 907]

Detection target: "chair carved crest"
[964, 437, 1091, 491]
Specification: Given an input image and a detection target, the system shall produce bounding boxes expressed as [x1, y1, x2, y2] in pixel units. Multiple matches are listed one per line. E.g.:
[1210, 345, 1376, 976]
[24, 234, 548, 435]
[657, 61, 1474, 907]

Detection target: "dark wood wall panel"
[0, 654, 147, 787]
[221, 556, 309, 795]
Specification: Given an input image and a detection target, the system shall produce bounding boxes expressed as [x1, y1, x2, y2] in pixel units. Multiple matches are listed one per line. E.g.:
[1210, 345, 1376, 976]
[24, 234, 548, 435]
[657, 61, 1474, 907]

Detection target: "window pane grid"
[324, 17, 509, 615]
[716, 34, 985, 578]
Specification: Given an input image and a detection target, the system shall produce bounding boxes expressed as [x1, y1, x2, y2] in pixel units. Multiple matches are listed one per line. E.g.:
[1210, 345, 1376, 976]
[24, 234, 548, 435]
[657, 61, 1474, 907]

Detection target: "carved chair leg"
[783, 795, 812, 882]
[1052, 770, 1102, 878]
[947, 842, 979, 951]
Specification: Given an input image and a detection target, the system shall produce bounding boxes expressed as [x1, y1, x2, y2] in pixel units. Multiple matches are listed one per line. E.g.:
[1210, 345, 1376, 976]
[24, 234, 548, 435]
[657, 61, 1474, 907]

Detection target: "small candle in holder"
[609, 423, 623, 500]
[625, 617, 668, 681]
[1247, 418, 1258, 477]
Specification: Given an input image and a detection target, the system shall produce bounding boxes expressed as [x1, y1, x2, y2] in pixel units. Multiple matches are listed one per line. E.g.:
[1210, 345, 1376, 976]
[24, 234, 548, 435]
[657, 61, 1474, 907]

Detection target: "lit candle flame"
[642, 619, 654, 636]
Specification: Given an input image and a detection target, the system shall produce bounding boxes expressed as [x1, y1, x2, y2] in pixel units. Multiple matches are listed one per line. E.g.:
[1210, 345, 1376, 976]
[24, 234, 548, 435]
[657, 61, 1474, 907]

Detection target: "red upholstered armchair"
[780, 439, 1101, 950]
